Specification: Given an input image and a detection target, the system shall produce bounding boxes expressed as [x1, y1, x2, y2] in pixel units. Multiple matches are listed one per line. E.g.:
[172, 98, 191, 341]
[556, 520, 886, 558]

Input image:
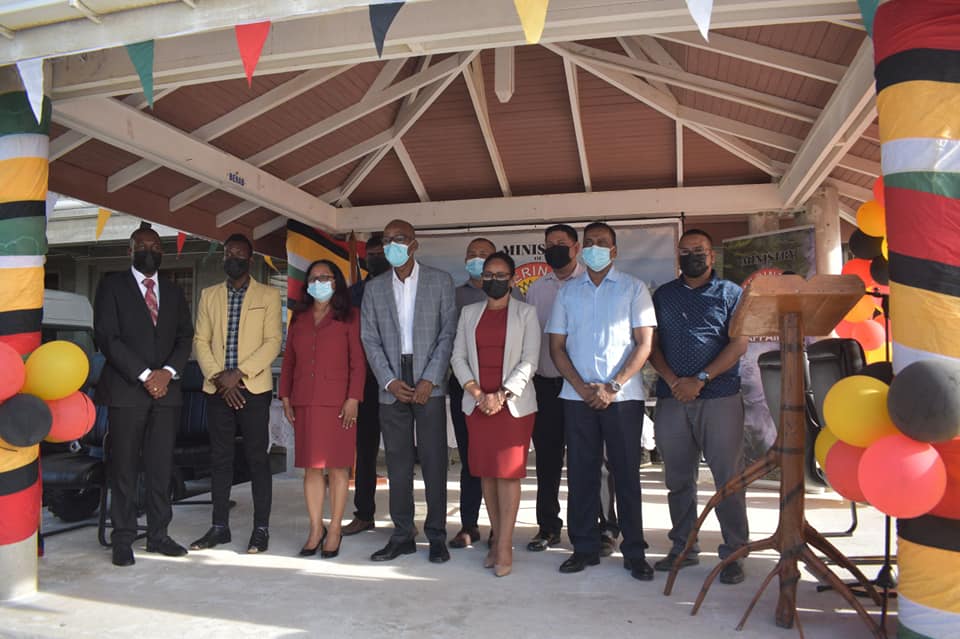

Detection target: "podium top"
[730, 274, 865, 337]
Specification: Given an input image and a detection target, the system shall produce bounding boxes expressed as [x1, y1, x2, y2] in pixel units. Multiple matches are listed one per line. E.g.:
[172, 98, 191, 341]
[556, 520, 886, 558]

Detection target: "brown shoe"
[342, 518, 375, 536]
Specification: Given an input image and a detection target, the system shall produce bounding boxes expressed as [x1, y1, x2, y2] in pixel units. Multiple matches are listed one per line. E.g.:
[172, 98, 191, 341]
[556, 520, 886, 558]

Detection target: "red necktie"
[143, 278, 158, 326]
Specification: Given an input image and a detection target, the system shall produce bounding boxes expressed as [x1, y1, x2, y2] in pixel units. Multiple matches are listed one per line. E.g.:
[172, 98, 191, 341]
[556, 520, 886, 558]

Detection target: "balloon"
[857, 200, 886, 237]
[931, 438, 960, 520]
[823, 375, 898, 447]
[881, 238, 888, 260]
[873, 176, 885, 207]
[45, 391, 96, 443]
[825, 441, 867, 501]
[844, 295, 879, 323]
[0, 393, 52, 447]
[888, 359, 960, 443]
[815, 428, 839, 469]
[848, 230, 884, 261]
[859, 434, 947, 519]
[860, 362, 894, 384]
[870, 256, 889, 286]
[834, 320, 856, 339]
[841, 258, 878, 290]
[21, 340, 89, 401]
[851, 319, 886, 352]
[0, 341, 26, 402]
[865, 347, 890, 365]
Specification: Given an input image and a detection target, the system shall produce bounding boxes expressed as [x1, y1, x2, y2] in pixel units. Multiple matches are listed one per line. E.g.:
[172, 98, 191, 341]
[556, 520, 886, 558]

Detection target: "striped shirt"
[225, 280, 249, 370]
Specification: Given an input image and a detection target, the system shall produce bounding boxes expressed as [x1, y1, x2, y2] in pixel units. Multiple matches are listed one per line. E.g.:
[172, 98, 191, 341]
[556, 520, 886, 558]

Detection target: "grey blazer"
[451, 298, 540, 418]
[360, 262, 457, 404]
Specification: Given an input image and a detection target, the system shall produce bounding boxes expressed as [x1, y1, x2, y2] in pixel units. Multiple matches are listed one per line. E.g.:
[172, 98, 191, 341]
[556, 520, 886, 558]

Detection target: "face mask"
[384, 242, 410, 268]
[465, 257, 485, 279]
[543, 245, 572, 270]
[307, 280, 334, 302]
[679, 252, 710, 278]
[482, 279, 511, 300]
[366, 254, 389, 277]
[224, 257, 250, 280]
[581, 246, 612, 272]
[133, 249, 162, 275]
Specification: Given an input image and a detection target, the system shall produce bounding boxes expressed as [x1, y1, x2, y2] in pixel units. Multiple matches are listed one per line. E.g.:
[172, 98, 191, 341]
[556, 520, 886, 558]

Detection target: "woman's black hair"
[483, 251, 516, 276]
[293, 259, 352, 322]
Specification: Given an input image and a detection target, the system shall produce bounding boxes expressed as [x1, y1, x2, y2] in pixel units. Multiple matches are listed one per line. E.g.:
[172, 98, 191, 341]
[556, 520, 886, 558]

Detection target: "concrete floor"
[4, 461, 896, 639]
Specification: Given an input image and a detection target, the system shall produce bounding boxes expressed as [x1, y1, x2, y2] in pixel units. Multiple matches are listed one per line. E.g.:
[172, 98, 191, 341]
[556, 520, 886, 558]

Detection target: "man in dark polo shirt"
[648, 228, 750, 585]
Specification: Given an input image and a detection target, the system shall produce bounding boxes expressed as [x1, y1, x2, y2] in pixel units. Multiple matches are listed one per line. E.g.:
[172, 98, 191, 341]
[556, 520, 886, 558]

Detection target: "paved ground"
[3, 461, 897, 639]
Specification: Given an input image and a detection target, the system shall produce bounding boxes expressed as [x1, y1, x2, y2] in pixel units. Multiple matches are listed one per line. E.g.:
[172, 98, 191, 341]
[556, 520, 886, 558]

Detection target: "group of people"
[94, 217, 750, 586]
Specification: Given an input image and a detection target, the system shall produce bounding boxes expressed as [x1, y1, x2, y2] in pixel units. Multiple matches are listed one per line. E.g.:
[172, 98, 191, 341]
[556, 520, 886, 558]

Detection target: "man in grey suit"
[361, 219, 458, 563]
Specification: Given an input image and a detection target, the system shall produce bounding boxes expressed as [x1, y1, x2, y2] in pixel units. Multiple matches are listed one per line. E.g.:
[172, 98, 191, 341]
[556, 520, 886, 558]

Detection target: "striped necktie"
[143, 278, 158, 326]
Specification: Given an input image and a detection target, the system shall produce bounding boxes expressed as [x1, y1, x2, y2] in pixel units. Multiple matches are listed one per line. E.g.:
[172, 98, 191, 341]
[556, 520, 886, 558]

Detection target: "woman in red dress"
[279, 260, 365, 559]
[451, 252, 541, 577]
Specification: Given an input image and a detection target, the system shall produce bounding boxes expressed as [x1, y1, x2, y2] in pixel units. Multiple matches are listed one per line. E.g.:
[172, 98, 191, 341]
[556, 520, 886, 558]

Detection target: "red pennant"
[234, 21, 272, 87]
[176, 231, 186, 257]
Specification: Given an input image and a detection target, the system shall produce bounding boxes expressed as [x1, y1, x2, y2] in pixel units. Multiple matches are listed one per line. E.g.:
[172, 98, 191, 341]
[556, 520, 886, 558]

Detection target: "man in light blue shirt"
[546, 221, 657, 581]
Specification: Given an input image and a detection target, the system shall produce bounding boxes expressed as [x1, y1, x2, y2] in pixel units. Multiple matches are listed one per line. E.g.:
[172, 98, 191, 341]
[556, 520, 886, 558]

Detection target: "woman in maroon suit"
[280, 260, 365, 559]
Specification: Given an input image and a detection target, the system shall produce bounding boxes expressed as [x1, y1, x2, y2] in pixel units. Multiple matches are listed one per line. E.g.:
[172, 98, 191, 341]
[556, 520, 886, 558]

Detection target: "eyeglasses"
[381, 235, 410, 246]
[308, 275, 336, 283]
[481, 272, 512, 281]
[678, 248, 710, 256]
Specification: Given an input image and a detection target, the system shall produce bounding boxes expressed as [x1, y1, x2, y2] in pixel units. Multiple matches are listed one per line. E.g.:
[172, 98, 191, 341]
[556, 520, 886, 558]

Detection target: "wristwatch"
[608, 379, 622, 393]
[696, 371, 711, 383]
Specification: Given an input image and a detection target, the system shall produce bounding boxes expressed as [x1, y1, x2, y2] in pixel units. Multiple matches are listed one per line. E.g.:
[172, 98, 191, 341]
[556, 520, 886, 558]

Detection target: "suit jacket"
[360, 262, 457, 404]
[93, 270, 194, 408]
[278, 310, 366, 407]
[451, 298, 540, 418]
[193, 278, 282, 395]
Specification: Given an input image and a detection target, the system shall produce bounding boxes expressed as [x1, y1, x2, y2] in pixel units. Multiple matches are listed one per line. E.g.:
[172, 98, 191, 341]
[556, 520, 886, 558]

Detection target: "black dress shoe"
[146, 536, 188, 557]
[526, 530, 561, 552]
[371, 539, 417, 562]
[299, 527, 327, 557]
[623, 557, 655, 581]
[719, 561, 745, 585]
[559, 552, 600, 574]
[190, 525, 232, 550]
[448, 526, 480, 549]
[320, 534, 343, 559]
[247, 527, 269, 554]
[112, 544, 135, 567]
[429, 540, 451, 563]
[653, 552, 700, 572]
[342, 518, 375, 536]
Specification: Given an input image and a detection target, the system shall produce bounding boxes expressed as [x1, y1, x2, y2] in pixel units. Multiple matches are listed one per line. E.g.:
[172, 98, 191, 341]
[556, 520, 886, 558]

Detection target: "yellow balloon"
[881, 238, 888, 260]
[844, 295, 878, 324]
[21, 341, 90, 401]
[857, 200, 886, 237]
[823, 375, 898, 447]
[815, 428, 839, 469]
[865, 346, 890, 365]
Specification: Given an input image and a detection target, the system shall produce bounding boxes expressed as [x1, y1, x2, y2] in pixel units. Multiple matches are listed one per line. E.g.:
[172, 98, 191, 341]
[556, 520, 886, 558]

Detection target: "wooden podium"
[662, 275, 884, 637]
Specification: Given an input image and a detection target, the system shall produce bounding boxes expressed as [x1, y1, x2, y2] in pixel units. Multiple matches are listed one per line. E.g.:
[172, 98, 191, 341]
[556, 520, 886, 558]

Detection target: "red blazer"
[279, 310, 365, 407]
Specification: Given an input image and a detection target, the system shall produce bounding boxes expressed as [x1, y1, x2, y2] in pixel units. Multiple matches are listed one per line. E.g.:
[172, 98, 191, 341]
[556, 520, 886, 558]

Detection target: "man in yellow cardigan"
[190, 234, 282, 554]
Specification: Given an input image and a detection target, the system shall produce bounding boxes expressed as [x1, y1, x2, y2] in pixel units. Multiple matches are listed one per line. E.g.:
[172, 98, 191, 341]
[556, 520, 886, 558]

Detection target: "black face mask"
[224, 257, 250, 280]
[133, 249, 162, 275]
[366, 254, 389, 277]
[544, 245, 572, 270]
[482, 279, 511, 300]
[679, 252, 710, 279]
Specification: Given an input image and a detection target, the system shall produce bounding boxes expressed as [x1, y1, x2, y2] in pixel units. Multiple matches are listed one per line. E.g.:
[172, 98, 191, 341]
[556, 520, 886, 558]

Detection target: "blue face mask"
[581, 246, 613, 272]
[465, 257, 485, 279]
[307, 280, 334, 302]
[384, 242, 410, 268]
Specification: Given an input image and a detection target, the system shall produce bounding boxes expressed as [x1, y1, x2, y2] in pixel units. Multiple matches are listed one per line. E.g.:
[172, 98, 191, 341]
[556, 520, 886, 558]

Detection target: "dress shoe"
[483, 550, 497, 569]
[299, 527, 327, 557]
[623, 557, 655, 581]
[429, 540, 451, 563]
[494, 564, 512, 577]
[719, 561, 745, 585]
[448, 526, 480, 549]
[145, 536, 188, 557]
[371, 539, 417, 562]
[190, 525, 232, 550]
[599, 534, 617, 557]
[559, 552, 600, 574]
[526, 530, 561, 552]
[321, 534, 343, 559]
[342, 518, 375, 536]
[112, 544, 135, 567]
[247, 526, 269, 554]
[653, 552, 700, 572]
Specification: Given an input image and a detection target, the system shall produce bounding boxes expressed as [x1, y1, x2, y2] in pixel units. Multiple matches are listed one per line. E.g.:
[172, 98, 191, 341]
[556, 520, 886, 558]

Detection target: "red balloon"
[825, 441, 867, 502]
[859, 434, 947, 518]
[834, 320, 856, 339]
[851, 319, 887, 352]
[841, 258, 879, 291]
[931, 437, 960, 520]
[45, 391, 96, 443]
[873, 176, 885, 207]
[0, 341, 26, 402]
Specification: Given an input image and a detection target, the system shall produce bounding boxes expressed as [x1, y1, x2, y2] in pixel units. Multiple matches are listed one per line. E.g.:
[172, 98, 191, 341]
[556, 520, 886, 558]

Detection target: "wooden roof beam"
[562, 58, 591, 192]
[462, 56, 511, 197]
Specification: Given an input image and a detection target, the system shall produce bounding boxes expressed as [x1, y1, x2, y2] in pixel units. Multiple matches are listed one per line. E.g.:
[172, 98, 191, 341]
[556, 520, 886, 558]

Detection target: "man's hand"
[144, 369, 173, 399]
[222, 386, 246, 410]
[577, 382, 598, 405]
[591, 383, 617, 410]
[387, 379, 415, 403]
[213, 368, 243, 392]
[281, 398, 295, 424]
[339, 398, 359, 429]
[671, 377, 704, 403]
[412, 379, 434, 405]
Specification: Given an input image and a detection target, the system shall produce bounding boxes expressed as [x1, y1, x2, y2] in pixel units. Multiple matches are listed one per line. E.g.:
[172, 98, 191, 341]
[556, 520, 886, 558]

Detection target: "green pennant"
[857, 0, 879, 37]
[204, 240, 221, 263]
[125, 40, 155, 108]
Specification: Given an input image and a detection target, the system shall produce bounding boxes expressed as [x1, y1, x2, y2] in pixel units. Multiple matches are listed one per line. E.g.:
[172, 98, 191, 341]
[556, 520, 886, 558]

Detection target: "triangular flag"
[369, 2, 405, 58]
[204, 239, 221, 263]
[125, 41, 155, 108]
[176, 231, 187, 258]
[685, 0, 713, 41]
[513, 0, 549, 44]
[234, 21, 272, 87]
[857, 0, 879, 37]
[95, 208, 112, 240]
[264, 255, 279, 273]
[45, 191, 59, 220]
[15, 58, 45, 125]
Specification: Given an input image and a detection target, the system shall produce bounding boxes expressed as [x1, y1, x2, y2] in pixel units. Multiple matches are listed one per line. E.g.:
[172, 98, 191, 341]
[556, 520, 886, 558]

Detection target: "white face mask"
[307, 280, 334, 302]
[581, 246, 612, 272]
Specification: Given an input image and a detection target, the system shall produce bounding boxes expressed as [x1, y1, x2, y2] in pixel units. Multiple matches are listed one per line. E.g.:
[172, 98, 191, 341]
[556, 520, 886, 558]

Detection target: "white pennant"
[685, 0, 713, 41]
[15, 58, 45, 125]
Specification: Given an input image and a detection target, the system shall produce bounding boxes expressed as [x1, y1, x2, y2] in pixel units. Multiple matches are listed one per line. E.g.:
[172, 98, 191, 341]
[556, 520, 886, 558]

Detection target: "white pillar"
[0, 534, 37, 601]
[801, 184, 842, 275]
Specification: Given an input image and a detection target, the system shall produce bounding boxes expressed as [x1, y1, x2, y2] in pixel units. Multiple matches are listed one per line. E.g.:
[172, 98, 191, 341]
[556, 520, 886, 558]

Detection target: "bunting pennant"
[176, 231, 186, 257]
[234, 21, 272, 87]
[44, 191, 58, 220]
[204, 239, 221, 263]
[14, 59, 44, 126]
[125, 41, 155, 108]
[95, 208, 111, 240]
[369, 2, 405, 58]
[513, 0, 549, 44]
[285, 219, 366, 306]
[857, 0, 879, 37]
[685, 0, 713, 41]
[263, 255, 279, 273]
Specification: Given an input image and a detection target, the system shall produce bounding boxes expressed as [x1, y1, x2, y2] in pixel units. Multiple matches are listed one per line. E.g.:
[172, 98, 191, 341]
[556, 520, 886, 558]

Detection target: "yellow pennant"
[514, 0, 549, 44]
[95, 208, 111, 240]
[264, 255, 279, 273]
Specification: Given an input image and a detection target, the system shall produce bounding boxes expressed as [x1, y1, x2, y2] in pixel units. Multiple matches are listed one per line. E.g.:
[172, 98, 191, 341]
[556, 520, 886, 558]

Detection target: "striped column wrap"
[874, 2, 960, 637]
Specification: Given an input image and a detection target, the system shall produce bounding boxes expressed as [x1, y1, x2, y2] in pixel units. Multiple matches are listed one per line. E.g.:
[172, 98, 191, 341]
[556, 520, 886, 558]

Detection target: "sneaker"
[247, 527, 269, 554]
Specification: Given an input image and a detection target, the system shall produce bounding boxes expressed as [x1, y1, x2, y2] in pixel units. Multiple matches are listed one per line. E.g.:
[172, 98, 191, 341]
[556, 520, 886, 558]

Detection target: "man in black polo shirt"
[648, 229, 750, 585]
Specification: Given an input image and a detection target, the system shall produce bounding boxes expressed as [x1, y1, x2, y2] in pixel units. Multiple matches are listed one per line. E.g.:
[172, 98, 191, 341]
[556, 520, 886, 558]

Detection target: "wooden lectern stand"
[662, 275, 884, 637]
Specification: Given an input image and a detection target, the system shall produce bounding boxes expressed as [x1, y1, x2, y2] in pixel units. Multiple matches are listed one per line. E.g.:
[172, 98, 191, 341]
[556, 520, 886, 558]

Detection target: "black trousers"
[531, 375, 566, 535]
[108, 403, 179, 546]
[448, 377, 482, 528]
[206, 389, 273, 528]
[353, 371, 382, 521]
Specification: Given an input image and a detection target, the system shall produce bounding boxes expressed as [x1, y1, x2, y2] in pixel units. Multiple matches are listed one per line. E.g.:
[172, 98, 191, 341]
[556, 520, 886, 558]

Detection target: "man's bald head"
[384, 219, 415, 239]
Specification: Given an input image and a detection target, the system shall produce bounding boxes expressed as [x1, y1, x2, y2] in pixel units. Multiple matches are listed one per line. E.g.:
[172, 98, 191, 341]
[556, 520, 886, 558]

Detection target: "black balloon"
[849, 230, 884, 260]
[860, 361, 894, 384]
[870, 256, 890, 285]
[888, 360, 960, 443]
[0, 393, 53, 446]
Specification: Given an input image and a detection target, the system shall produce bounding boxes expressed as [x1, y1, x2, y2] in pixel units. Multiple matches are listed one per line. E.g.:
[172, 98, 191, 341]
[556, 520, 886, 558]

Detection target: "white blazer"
[451, 297, 540, 418]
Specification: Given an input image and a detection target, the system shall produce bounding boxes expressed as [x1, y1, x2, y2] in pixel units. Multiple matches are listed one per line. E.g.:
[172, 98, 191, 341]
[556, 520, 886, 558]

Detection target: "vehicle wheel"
[46, 488, 102, 522]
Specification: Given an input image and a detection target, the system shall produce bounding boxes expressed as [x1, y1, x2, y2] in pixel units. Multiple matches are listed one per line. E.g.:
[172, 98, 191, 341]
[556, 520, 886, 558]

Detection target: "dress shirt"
[392, 260, 420, 356]
[131, 265, 178, 382]
[225, 280, 249, 370]
[523, 262, 584, 378]
[545, 265, 657, 402]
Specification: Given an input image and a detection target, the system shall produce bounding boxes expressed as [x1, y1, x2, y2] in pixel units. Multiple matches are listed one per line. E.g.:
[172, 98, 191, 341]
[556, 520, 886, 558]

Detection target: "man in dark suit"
[94, 223, 194, 567]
